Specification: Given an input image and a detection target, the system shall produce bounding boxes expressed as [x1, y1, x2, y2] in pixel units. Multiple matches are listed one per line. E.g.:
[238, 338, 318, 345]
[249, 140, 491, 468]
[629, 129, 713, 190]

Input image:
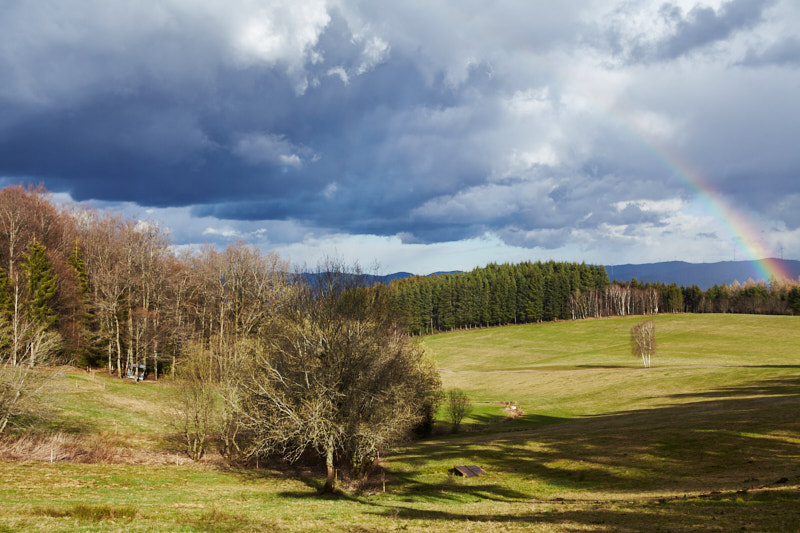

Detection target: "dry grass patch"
[0, 431, 205, 465]
[33, 503, 139, 521]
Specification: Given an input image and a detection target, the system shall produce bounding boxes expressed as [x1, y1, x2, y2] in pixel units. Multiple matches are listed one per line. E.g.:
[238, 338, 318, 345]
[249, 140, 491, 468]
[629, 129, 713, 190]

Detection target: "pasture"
[1, 314, 799, 531]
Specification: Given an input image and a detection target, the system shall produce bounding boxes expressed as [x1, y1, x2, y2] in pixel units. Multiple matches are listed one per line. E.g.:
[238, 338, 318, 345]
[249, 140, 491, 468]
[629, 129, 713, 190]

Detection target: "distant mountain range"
[374, 271, 462, 283]
[378, 260, 800, 291]
[603, 259, 800, 289]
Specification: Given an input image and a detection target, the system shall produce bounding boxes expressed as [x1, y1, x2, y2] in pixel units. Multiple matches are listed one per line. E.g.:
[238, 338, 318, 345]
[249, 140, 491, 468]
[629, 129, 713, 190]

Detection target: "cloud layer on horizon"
[1, 0, 798, 271]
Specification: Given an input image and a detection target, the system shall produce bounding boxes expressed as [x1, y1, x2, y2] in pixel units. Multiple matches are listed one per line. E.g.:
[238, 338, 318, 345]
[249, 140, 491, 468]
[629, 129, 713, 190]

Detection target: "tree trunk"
[322, 445, 336, 493]
[127, 309, 134, 379]
[153, 342, 158, 381]
[12, 278, 19, 366]
[115, 315, 122, 378]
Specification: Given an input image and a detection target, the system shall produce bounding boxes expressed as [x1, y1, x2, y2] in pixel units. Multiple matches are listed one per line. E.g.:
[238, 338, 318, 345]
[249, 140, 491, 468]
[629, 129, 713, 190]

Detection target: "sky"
[1, 0, 798, 274]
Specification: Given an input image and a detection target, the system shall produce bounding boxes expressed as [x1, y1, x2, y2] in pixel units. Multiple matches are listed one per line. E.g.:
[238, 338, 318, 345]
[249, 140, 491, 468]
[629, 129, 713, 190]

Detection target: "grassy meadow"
[1, 313, 799, 531]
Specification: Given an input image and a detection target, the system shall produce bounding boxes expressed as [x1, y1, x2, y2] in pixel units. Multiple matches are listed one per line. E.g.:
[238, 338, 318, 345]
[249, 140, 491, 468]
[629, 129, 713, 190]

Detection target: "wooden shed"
[452, 465, 487, 478]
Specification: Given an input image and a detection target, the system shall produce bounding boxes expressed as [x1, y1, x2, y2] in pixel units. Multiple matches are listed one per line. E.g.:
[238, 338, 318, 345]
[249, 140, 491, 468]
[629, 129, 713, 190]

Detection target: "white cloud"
[202, 226, 241, 239]
[326, 66, 350, 85]
[233, 133, 305, 168]
[229, 0, 330, 66]
[355, 34, 390, 75]
[323, 182, 339, 198]
[615, 198, 686, 213]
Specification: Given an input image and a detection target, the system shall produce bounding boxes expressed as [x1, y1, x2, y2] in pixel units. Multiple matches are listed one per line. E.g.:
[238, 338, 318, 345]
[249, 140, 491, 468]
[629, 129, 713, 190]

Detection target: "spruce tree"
[68, 240, 100, 366]
[23, 238, 58, 328]
[68, 240, 90, 295]
[0, 268, 12, 351]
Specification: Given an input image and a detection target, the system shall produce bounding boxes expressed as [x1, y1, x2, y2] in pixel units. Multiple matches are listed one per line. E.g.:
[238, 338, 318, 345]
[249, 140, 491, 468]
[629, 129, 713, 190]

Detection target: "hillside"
[2, 314, 799, 531]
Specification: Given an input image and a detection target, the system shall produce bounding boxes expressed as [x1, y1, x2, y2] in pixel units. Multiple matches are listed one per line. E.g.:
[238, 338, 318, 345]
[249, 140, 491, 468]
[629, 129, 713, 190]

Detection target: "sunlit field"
[2, 314, 799, 532]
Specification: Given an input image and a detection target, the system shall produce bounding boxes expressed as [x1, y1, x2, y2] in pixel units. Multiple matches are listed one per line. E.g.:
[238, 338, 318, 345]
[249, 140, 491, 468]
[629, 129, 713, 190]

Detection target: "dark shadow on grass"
[468, 412, 505, 424]
[663, 375, 800, 401]
[368, 488, 800, 532]
[575, 364, 633, 369]
[385, 470, 530, 503]
[359, 373, 800, 530]
[226, 374, 800, 531]
[432, 414, 569, 438]
[277, 487, 359, 501]
[392, 374, 800, 498]
[739, 365, 800, 369]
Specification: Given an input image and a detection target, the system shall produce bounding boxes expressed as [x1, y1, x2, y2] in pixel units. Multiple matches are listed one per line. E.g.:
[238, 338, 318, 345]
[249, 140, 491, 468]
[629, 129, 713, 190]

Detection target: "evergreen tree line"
[388, 263, 800, 335]
[388, 261, 611, 335]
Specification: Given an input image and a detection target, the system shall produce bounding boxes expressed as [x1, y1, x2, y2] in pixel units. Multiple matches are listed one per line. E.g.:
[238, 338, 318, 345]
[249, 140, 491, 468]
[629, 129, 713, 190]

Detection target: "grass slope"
[1, 314, 799, 531]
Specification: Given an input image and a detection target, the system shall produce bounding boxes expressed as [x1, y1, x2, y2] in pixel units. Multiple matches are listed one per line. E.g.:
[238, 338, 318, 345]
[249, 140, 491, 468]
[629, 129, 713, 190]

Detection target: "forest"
[0, 184, 440, 482]
[388, 262, 800, 335]
[0, 184, 294, 378]
[0, 183, 798, 371]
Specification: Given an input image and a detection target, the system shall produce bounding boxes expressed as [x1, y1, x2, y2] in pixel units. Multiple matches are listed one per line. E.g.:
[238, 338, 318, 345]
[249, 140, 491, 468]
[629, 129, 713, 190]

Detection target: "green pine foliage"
[67, 240, 101, 366]
[68, 240, 90, 296]
[789, 286, 800, 314]
[23, 238, 59, 328]
[389, 261, 610, 334]
[0, 268, 11, 351]
[0, 267, 12, 314]
[389, 259, 800, 335]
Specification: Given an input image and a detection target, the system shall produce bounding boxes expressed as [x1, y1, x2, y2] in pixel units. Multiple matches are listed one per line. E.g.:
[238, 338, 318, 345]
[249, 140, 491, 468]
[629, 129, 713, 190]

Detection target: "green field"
[1, 314, 799, 531]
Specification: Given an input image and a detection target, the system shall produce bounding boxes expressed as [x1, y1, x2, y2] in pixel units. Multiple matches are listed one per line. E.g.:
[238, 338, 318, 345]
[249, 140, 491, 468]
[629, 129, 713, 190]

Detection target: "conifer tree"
[23, 238, 58, 328]
[67, 240, 99, 365]
[68, 240, 90, 296]
[0, 268, 11, 351]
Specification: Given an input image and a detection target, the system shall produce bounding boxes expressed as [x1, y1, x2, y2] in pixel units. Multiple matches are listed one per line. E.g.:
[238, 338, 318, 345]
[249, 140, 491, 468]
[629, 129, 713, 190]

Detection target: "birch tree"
[630, 319, 656, 368]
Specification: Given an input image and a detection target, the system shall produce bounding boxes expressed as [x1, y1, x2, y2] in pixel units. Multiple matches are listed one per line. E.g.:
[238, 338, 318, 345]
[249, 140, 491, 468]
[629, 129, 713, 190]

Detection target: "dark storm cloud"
[0, 0, 797, 265]
[0, 0, 509, 236]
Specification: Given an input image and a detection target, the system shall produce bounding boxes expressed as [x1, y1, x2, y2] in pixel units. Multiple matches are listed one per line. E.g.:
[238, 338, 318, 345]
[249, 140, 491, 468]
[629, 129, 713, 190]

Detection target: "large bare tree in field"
[630, 319, 656, 368]
[241, 260, 441, 493]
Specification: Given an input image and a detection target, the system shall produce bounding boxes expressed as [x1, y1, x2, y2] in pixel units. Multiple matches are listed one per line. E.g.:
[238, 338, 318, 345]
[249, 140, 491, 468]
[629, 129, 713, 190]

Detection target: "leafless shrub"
[446, 388, 473, 433]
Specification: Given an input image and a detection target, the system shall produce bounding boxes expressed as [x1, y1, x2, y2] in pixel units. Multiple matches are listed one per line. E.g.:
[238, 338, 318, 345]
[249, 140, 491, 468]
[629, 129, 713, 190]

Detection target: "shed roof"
[452, 465, 487, 478]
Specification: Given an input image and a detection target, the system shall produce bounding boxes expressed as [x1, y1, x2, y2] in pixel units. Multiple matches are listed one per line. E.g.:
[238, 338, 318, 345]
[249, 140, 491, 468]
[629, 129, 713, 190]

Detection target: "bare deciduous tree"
[630, 319, 656, 368]
[168, 345, 218, 461]
[240, 260, 441, 493]
[168, 246, 292, 462]
[0, 315, 61, 434]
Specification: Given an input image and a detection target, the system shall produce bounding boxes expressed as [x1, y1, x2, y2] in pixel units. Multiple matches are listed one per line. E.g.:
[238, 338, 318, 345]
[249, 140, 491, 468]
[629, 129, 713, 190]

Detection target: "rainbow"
[442, 17, 791, 282]
[628, 128, 793, 283]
